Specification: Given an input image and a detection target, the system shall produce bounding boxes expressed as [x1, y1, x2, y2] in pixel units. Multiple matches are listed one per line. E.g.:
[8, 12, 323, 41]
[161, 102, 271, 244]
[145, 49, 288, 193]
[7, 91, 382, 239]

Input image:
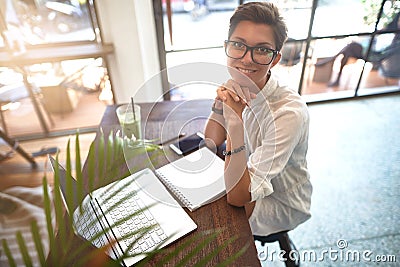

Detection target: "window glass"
[0, 0, 110, 139]
[375, 0, 400, 31]
[300, 38, 365, 96]
[274, 40, 306, 91]
[273, 0, 313, 40]
[313, 0, 377, 37]
[1, 0, 95, 47]
[163, 0, 236, 51]
[161, 0, 399, 100]
[358, 31, 400, 95]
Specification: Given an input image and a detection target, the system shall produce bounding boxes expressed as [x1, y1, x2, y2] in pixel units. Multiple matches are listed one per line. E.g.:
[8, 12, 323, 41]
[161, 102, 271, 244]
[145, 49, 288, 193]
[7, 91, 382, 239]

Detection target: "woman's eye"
[233, 42, 244, 48]
[256, 47, 268, 53]
[256, 47, 274, 55]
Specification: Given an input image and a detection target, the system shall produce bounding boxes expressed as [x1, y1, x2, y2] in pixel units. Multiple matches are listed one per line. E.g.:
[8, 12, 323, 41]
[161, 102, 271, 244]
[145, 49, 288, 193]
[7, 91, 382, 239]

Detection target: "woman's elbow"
[226, 192, 246, 207]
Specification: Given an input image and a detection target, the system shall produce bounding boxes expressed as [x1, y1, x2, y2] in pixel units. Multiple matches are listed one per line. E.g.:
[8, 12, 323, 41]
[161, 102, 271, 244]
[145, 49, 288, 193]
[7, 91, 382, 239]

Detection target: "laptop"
[49, 156, 197, 266]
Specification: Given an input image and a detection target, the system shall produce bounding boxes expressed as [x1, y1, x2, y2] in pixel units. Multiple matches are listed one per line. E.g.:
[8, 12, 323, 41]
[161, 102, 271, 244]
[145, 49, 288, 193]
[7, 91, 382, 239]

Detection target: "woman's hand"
[217, 79, 257, 104]
[226, 79, 257, 104]
[216, 87, 245, 123]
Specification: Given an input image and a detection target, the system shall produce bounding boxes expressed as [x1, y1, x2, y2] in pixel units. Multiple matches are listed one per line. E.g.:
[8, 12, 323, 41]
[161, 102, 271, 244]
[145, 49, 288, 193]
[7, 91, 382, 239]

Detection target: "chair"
[0, 127, 37, 167]
[378, 44, 400, 81]
[218, 140, 301, 267]
[0, 82, 53, 135]
[254, 231, 300, 267]
[280, 39, 303, 67]
[0, 82, 30, 135]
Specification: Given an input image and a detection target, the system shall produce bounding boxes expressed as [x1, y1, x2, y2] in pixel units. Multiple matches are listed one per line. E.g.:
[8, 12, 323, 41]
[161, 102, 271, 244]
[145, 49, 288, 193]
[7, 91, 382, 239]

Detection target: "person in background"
[316, 11, 400, 87]
[190, 0, 208, 20]
[204, 2, 312, 237]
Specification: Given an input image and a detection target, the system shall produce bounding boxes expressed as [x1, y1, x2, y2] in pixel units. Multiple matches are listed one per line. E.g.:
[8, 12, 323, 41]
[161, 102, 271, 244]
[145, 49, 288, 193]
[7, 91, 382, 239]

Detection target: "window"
[1, 0, 97, 47]
[156, 0, 400, 101]
[0, 0, 112, 139]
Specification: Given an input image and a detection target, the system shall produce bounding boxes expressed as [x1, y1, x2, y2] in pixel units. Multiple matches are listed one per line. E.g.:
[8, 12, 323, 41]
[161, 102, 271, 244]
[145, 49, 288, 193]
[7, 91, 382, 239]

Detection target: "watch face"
[212, 106, 223, 115]
[212, 101, 223, 115]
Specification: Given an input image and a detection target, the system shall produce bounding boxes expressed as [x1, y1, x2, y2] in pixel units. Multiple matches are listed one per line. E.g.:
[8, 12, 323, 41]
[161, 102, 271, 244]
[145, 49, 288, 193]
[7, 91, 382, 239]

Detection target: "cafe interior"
[0, 0, 399, 266]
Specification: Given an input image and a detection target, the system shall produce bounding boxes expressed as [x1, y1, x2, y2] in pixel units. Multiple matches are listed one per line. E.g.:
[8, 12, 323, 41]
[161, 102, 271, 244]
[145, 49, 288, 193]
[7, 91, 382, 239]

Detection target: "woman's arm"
[224, 118, 252, 207]
[204, 97, 226, 147]
[205, 84, 256, 209]
[217, 88, 252, 207]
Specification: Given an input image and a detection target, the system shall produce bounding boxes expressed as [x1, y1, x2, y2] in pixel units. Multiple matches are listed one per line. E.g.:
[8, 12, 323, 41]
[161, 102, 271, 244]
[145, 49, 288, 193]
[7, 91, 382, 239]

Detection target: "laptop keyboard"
[102, 182, 168, 255]
[73, 202, 108, 249]
[74, 185, 168, 256]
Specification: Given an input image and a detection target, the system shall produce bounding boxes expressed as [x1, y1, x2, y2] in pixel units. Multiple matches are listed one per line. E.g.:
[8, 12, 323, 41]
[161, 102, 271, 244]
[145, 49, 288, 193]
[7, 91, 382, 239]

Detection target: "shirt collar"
[251, 72, 278, 107]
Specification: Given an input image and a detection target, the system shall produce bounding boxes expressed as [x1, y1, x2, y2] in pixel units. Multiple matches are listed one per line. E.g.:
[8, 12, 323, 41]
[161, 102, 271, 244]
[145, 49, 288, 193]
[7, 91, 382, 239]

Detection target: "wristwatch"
[212, 100, 223, 115]
[223, 145, 246, 156]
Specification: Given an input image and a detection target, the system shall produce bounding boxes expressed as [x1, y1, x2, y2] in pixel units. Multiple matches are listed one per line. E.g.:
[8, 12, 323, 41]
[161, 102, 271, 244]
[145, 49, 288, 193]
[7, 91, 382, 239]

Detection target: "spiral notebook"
[155, 147, 226, 211]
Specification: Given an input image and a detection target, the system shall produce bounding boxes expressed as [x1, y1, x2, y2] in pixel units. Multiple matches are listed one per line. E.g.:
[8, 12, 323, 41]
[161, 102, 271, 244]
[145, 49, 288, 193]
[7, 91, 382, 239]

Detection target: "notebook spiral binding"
[155, 170, 193, 209]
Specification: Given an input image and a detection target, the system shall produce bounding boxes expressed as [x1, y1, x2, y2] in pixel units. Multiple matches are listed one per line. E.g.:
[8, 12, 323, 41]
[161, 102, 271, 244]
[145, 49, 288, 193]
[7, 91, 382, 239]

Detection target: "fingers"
[229, 79, 250, 103]
[224, 80, 257, 104]
[217, 87, 243, 107]
[217, 86, 246, 113]
[242, 86, 258, 100]
[216, 85, 228, 101]
[224, 80, 242, 103]
[241, 86, 251, 103]
[216, 85, 240, 105]
[228, 90, 241, 103]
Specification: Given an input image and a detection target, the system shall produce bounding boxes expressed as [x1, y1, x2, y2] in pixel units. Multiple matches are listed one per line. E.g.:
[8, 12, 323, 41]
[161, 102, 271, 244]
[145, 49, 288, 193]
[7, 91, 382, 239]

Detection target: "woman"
[204, 2, 312, 236]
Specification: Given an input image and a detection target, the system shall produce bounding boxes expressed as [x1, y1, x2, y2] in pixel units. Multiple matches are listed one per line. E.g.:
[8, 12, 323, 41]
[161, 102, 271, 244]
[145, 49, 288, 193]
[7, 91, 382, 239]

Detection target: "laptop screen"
[49, 156, 84, 211]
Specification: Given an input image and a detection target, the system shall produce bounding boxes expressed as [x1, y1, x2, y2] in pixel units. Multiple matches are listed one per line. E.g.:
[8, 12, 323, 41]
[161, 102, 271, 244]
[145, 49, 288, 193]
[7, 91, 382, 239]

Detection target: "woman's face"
[226, 20, 281, 89]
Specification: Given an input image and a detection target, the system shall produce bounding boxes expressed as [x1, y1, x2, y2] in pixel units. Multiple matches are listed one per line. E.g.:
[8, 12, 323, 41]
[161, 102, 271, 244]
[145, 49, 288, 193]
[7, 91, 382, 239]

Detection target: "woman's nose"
[241, 49, 253, 64]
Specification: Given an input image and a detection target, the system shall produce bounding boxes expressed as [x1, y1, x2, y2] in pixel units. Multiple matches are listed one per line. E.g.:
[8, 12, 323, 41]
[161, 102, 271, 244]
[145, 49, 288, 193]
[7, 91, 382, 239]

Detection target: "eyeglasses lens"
[225, 41, 275, 65]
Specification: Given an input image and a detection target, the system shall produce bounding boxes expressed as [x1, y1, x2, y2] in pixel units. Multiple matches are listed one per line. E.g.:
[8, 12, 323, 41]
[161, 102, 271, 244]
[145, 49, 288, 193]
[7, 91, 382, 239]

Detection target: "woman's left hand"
[219, 79, 257, 105]
[216, 84, 247, 122]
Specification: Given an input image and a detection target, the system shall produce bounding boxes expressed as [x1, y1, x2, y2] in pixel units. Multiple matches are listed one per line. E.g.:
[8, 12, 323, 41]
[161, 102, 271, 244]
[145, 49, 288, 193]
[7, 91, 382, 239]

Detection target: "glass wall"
[0, 0, 96, 46]
[0, 0, 112, 139]
[158, 0, 400, 101]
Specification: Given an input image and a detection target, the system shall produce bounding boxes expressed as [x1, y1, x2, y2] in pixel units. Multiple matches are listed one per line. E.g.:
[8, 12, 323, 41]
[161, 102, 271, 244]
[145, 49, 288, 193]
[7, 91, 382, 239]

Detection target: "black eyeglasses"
[224, 40, 278, 65]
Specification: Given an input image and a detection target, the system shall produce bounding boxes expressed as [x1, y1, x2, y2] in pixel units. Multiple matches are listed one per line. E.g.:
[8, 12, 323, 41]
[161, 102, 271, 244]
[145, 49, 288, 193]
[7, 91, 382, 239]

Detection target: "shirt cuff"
[249, 173, 274, 201]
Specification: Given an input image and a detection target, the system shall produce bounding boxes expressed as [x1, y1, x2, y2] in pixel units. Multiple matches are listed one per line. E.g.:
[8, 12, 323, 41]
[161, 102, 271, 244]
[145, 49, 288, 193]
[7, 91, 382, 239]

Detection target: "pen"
[157, 133, 186, 146]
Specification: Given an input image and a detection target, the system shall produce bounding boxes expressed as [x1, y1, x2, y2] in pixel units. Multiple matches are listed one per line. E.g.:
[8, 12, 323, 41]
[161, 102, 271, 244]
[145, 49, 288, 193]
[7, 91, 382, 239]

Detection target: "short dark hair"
[228, 2, 288, 51]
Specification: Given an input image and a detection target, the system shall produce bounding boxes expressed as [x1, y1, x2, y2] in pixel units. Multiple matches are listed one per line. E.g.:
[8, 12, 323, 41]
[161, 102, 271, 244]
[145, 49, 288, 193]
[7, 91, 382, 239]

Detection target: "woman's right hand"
[217, 79, 257, 105]
[216, 85, 246, 123]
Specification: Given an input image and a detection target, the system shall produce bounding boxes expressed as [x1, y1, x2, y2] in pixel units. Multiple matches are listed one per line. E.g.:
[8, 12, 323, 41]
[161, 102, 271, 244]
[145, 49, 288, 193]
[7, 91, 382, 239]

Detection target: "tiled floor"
[256, 94, 400, 266]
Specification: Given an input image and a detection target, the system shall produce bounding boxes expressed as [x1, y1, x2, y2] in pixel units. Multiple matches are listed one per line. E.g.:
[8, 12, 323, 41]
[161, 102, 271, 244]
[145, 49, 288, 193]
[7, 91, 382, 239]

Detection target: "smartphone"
[169, 132, 205, 155]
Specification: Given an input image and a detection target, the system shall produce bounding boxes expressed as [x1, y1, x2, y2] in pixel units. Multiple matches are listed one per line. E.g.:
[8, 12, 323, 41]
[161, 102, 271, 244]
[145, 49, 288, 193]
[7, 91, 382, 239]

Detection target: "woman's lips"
[236, 67, 257, 74]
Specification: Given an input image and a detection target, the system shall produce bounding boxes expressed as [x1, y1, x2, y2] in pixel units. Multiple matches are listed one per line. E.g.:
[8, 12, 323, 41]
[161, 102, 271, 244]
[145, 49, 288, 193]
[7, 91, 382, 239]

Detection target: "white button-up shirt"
[243, 73, 312, 236]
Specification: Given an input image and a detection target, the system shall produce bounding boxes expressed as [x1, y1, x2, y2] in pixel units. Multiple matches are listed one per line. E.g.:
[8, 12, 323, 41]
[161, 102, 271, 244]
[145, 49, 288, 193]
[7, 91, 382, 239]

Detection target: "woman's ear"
[270, 52, 282, 68]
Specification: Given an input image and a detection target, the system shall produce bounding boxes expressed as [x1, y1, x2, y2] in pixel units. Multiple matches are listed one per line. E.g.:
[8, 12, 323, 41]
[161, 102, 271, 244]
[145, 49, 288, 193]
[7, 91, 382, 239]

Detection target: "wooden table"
[0, 42, 114, 134]
[95, 99, 261, 266]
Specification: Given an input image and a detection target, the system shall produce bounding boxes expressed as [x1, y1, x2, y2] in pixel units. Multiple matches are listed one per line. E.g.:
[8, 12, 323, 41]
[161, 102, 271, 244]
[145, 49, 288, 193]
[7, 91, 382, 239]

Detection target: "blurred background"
[0, 0, 399, 140]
